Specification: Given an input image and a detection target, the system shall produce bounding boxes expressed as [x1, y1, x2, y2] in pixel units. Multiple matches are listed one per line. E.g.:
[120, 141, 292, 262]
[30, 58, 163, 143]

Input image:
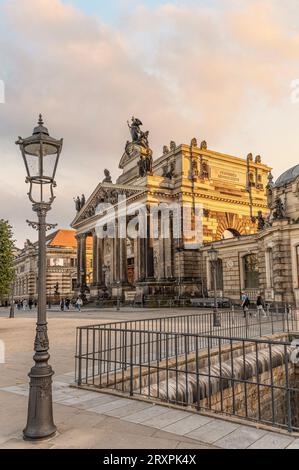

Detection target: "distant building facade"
[71, 118, 270, 299]
[13, 229, 86, 302]
[201, 165, 299, 306]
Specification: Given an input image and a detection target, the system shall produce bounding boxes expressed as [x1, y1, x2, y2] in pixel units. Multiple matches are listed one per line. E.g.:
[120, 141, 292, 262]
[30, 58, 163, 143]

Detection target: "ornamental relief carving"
[77, 187, 143, 223]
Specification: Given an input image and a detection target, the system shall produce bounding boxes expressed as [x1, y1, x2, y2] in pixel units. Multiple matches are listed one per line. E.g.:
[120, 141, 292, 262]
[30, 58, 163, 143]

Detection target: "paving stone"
[186, 420, 240, 444]
[162, 414, 212, 436]
[87, 398, 132, 414]
[142, 409, 189, 429]
[104, 401, 151, 418]
[74, 396, 118, 410]
[215, 426, 267, 449]
[248, 433, 295, 449]
[56, 393, 98, 406]
[286, 439, 299, 449]
[123, 405, 170, 424]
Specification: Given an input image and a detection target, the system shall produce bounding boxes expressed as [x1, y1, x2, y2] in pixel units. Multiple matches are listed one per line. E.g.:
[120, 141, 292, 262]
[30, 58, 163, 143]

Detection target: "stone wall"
[96, 333, 298, 430]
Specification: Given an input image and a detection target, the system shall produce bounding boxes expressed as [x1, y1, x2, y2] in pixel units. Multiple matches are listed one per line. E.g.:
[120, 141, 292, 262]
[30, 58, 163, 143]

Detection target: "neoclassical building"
[201, 164, 299, 306]
[71, 118, 270, 299]
[13, 229, 89, 302]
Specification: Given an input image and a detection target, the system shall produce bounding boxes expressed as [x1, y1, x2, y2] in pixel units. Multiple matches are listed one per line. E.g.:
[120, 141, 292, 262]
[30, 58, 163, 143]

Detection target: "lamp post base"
[23, 363, 56, 440]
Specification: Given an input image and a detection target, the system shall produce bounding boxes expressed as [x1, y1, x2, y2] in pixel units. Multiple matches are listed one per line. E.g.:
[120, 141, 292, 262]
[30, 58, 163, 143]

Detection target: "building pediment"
[71, 182, 145, 227]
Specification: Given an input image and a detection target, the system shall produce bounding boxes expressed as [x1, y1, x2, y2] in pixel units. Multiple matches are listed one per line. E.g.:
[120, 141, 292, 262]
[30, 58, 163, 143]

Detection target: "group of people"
[16, 298, 37, 310]
[58, 297, 83, 312]
[241, 293, 267, 317]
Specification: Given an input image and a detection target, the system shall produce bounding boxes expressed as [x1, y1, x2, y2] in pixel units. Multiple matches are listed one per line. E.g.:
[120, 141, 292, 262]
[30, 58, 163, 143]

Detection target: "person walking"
[75, 297, 83, 312]
[22, 299, 27, 311]
[60, 298, 65, 311]
[256, 294, 266, 317]
[28, 298, 33, 310]
[241, 293, 250, 317]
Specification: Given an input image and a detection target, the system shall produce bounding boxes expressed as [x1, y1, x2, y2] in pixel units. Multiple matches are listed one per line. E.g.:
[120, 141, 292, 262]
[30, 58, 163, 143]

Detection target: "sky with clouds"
[1, 0, 299, 246]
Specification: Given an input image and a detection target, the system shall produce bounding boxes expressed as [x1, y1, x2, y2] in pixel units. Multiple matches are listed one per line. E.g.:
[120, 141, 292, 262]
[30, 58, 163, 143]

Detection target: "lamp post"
[207, 245, 221, 327]
[47, 287, 52, 309]
[16, 115, 63, 440]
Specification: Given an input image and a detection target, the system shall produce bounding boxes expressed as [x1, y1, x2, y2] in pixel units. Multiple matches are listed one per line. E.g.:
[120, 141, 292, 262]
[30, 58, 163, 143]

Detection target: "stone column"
[113, 219, 120, 283]
[120, 236, 128, 284]
[137, 236, 146, 281]
[145, 209, 154, 279]
[96, 237, 104, 287]
[92, 230, 98, 287]
[81, 233, 87, 289]
[75, 234, 82, 288]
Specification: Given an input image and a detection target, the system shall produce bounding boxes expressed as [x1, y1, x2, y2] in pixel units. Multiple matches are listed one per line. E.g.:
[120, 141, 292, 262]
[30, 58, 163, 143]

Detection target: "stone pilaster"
[92, 230, 98, 287]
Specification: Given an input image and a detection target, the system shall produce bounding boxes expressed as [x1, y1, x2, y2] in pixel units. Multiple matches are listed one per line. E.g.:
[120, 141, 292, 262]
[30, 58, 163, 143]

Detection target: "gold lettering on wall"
[214, 170, 240, 183]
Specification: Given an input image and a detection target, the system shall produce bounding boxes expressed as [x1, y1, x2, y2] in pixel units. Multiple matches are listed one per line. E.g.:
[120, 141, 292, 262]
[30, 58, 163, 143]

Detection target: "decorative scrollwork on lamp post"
[16, 114, 63, 440]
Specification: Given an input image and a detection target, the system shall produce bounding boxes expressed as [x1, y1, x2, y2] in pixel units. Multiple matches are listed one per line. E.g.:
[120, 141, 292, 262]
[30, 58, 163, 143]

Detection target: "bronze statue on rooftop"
[127, 116, 150, 149]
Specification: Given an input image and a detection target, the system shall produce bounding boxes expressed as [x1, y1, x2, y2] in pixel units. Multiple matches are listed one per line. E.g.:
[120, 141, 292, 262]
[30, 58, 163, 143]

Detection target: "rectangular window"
[244, 254, 259, 289]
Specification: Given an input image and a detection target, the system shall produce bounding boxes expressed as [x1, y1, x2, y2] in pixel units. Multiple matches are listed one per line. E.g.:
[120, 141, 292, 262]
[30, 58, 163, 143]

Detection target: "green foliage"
[0, 220, 15, 301]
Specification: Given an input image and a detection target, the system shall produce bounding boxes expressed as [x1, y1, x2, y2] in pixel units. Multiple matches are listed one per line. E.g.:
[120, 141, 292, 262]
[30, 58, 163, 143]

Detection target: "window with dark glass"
[211, 259, 223, 290]
[244, 254, 259, 289]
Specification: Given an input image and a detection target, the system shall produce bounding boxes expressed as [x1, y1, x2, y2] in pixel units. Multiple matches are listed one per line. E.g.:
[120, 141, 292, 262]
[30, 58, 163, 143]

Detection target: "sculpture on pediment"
[25, 239, 33, 249]
[200, 140, 207, 150]
[102, 169, 112, 183]
[127, 116, 149, 149]
[72, 194, 87, 214]
[191, 137, 197, 148]
[163, 145, 169, 155]
[170, 141, 176, 152]
[255, 155, 262, 164]
[247, 153, 253, 162]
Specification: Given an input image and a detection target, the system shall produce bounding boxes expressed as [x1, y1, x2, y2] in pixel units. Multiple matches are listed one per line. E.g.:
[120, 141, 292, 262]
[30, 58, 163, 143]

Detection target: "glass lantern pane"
[43, 143, 58, 156]
[24, 142, 40, 156]
[25, 154, 40, 178]
[43, 153, 58, 179]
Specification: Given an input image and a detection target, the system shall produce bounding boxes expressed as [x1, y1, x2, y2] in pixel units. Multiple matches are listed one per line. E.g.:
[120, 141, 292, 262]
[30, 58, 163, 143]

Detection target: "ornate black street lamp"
[207, 245, 221, 327]
[16, 115, 63, 440]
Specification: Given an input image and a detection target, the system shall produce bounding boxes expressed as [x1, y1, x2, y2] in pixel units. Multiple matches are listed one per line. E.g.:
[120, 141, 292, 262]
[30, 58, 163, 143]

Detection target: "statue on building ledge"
[272, 197, 286, 220]
[256, 211, 267, 230]
[73, 194, 86, 213]
[138, 148, 153, 177]
[127, 116, 150, 149]
[102, 169, 112, 183]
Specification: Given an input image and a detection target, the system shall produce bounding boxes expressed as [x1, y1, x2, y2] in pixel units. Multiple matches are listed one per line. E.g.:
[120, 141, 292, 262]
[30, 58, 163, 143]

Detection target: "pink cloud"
[0, 0, 299, 245]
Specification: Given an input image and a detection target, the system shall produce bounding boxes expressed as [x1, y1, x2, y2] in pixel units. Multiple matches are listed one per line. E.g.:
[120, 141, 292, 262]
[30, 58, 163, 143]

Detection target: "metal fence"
[75, 308, 299, 432]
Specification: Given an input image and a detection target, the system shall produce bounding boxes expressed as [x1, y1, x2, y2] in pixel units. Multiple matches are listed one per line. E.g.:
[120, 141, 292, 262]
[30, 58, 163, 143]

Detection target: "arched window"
[222, 229, 240, 239]
[243, 254, 259, 289]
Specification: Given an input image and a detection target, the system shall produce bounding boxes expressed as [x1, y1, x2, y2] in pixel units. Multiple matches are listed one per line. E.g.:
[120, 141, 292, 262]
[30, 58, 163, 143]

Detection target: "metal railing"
[75, 308, 299, 432]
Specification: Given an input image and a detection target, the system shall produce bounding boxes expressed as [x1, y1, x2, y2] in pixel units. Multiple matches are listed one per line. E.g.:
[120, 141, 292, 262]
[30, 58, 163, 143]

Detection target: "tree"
[0, 220, 15, 304]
